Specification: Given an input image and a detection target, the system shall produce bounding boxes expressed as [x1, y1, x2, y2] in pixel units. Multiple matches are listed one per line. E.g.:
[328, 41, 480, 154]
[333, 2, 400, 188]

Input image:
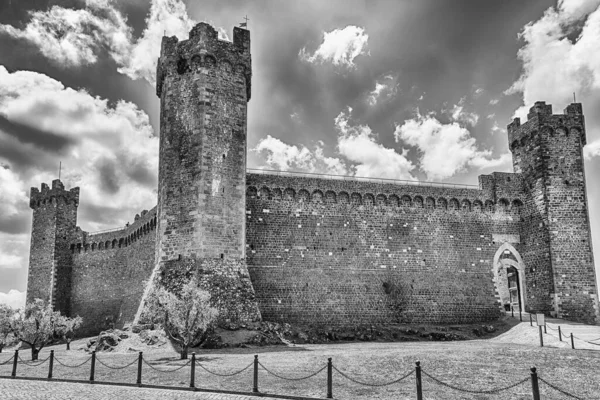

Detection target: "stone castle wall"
[244, 173, 527, 325]
[68, 209, 157, 336]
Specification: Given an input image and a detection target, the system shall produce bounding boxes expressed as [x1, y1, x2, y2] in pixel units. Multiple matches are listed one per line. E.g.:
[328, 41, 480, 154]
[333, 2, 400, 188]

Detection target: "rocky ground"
[81, 317, 519, 354]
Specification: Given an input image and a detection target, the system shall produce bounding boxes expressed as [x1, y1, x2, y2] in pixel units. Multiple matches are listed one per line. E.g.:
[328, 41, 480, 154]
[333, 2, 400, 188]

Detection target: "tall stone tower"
[508, 101, 600, 323]
[148, 22, 260, 323]
[27, 179, 79, 314]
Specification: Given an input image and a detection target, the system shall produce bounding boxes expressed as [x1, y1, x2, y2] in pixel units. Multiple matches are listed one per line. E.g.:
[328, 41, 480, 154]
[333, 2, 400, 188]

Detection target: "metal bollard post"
[539, 326, 544, 347]
[558, 326, 562, 341]
[253, 355, 259, 393]
[48, 350, 54, 379]
[511, 306, 514, 318]
[571, 332, 575, 349]
[327, 358, 333, 399]
[416, 361, 423, 400]
[11, 350, 18, 378]
[530, 367, 540, 400]
[190, 352, 196, 388]
[530, 313, 533, 326]
[90, 351, 96, 382]
[137, 352, 143, 386]
[544, 324, 547, 334]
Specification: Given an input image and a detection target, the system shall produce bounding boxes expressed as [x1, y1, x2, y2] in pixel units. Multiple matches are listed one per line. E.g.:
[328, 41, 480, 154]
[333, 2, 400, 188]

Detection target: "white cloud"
[506, 0, 600, 132]
[336, 109, 415, 180]
[253, 135, 348, 175]
[0, 0, 228, 86]
[300, 25, 369, 68]
[491, 121, 505, 134]
[395, 113, 509, 180]
[117, 0, 196, 85]
[254, 108, 416, 180]
[0, 0, 132, 68]
[0, 66, 158, 232]
[0, 166, 28, 224]
[367, 74, 399, 106]
[446, 98, 479, 127]
[0, 289, 26, 309]
[474, 87, 484, 97]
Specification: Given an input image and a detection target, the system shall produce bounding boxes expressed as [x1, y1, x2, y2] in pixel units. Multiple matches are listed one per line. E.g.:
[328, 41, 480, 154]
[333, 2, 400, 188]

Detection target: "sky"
[2, 0, 600, 309]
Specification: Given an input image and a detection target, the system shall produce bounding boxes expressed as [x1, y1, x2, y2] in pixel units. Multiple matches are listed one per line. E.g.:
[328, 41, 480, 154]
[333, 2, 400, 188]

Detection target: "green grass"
[0, 332, 599, 399]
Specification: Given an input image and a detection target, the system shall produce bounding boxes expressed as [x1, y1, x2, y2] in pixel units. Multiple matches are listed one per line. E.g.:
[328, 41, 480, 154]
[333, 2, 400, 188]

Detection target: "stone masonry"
[24, 22, 600, 335]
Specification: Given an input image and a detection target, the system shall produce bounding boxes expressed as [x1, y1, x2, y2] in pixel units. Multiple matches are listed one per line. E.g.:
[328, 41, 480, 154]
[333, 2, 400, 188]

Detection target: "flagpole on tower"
[239, 15, 249, 29]
[59, 162, 62, 180]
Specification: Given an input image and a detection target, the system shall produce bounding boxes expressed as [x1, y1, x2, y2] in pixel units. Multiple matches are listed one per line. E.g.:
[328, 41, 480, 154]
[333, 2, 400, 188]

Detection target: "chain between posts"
[142, 357, 191, 373]
[421, 370, 530, 394]
[538, 377, 584, 399]
[0, 355, 14, 365]
[259, 362, 327, 381]
[332, 365, 414, 387]
[197, 361, 254, 377]
[95, 356, 139, 370]
[17, 355, 50, 367]
[53, 355, 92, 368]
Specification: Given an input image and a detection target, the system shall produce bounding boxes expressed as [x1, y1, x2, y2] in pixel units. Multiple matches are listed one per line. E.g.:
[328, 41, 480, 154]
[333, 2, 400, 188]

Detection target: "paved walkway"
[0, 379, 283, 400]
[493, 314, 600, 350]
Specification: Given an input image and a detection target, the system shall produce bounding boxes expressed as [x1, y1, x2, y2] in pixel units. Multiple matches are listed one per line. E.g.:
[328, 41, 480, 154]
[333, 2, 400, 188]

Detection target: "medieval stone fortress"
[25, 22, 600, 337]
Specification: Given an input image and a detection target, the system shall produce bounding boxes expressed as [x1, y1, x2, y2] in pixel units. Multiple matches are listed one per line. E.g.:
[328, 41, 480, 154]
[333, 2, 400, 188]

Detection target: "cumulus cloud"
[0, 0, 228, 86]
[0, 0, 132, 67]
[0, 66, 158, 236]
[395, 113, 509, 180]
[489, 98, 500, 105]
[446, 97, 479, 127]
[367, 74, 399, 106]
[507, 0, 600, 156]
[335, 109, 415, 180]
[254, 108, 415, 180]
[253, 135, 348, 175]
[300, 25, 369, 68]
[0, 289, 26, 309]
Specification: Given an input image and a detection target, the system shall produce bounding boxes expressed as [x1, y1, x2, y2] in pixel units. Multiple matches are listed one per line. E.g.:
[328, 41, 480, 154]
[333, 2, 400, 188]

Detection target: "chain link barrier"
[142, 357, 191, 373]
[258, 362, 326, 381]
[53, 356, 92, 368]
[0, 355, 14, 366]
[538, 377, 584, 399]
[17, 355, 50, 367]
[332, 365, 414, 387]
[545, 328, 600, 347]
[95, 356, 138, 370]
[421, 370, 530, 394]
[197, 361, 253, 377]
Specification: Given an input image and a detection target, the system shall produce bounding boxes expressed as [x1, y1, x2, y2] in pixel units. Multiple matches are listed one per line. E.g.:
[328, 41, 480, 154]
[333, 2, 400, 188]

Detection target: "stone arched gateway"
[492, 243, 527, 313]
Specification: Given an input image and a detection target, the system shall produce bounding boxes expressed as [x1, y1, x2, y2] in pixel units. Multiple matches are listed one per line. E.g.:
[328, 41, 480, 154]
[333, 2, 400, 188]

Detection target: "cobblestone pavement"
[0, 379, 283, 400]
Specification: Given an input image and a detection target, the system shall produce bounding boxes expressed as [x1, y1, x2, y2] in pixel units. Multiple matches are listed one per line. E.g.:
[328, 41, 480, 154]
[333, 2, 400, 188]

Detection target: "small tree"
[0, 304, 15, 353]
[151, 281, 218, 359]
[56, 315, 83, 350]
[10, 298, 81, 360]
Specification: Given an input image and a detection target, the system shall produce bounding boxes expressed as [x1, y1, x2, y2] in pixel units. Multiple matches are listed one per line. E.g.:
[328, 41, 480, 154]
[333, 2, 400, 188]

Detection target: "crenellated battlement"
[507, 101, 586, 153]
[70, 206, 157, 254]
[29, 179, 79, 209]
[246, 173, 526, 215]
[156, 23, 251, 99]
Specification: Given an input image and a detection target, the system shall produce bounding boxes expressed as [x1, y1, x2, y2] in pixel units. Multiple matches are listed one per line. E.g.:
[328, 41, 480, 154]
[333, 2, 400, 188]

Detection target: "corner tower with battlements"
[27, 179, 79, 315]
[142, 22, 261, 324]
[508, 101, 600, 323]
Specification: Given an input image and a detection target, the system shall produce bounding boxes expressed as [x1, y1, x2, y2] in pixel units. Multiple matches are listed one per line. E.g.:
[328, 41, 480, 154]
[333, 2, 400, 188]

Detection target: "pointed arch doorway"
[493, 243, 527, 312]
